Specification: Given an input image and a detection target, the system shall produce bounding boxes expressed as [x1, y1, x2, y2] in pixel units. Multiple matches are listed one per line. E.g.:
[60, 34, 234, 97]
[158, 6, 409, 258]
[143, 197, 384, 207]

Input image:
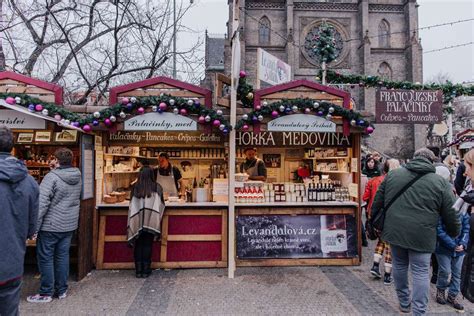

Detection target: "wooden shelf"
[314, 170, 350, 174]
[104, 171, 139, 174]
[169, 157, 226, 160]
[311, 157, 349, 160]
[104, 153, 147, 159]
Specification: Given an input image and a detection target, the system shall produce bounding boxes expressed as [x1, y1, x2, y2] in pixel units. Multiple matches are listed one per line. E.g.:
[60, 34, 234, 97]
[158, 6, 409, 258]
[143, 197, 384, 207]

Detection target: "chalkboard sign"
[236, 214, 357, 259]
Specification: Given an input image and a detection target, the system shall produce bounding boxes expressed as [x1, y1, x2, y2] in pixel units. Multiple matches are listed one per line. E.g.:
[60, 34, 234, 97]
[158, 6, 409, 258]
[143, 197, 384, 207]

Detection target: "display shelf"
[314, 170, 350, 174]
[104, 170, 140, 174]
[169, 157, 226, 160]
[311, 157, 349, 160]
[104, 153, 147, 159]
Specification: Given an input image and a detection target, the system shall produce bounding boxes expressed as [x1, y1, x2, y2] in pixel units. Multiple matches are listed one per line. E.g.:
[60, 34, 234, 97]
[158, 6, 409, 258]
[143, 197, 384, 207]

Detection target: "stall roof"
[448, 129, 474, 147]
[109, 76, 212, 107]
[0, 71, 63, 104]
[0, 99, 84, 132]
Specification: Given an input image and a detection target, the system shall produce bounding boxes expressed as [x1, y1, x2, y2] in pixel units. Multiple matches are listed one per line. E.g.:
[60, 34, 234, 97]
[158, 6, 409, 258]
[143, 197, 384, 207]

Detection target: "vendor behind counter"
[240, 147, 267, 181]
[154, 152, 182, 197]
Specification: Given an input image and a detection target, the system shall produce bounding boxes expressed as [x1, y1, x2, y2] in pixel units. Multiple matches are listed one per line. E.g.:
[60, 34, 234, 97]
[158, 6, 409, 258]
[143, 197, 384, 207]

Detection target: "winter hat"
[413, 148, 436, 163]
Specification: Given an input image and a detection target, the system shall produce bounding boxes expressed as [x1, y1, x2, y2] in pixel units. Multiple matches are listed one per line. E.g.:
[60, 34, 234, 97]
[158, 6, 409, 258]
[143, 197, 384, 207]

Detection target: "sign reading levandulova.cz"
[375, 89, 443, 124]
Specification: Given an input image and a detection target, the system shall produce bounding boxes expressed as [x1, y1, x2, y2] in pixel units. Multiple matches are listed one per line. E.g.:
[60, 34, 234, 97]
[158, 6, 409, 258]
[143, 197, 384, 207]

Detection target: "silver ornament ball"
[219, 124, 225, 131]
[173, 108, 179, 115]
[93, 111, 100, 118]
[42, 109, 49, 116]
[328, 107, 335, 114]
[242, 114, 249, 120]
[262, 101, 268, 107]
[350, 119, 356, 126]
[130, 97, 137, 103]
[326, 114, 333, 121]
[110, 115, 117, 122]
[313, 102, 320, 108]
[15, 96, 21, 104]
[64, 119, 71, 125]
[119, 112, 126, 119]
[258, 115, 264, 121]
[292, 105, 299, 112]
[169, 99, 175, 106]
[216, 110, 223, 116]
[187, 99, 194, 106]
[152, 105, 158, 112]
[205, 115, 211, 122]
[279, 105, 285, 112]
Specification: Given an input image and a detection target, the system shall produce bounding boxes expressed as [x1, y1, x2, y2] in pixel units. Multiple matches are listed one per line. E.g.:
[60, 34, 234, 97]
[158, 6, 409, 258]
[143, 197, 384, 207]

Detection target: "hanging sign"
[124, 112, 197, 131]
[268, 114, 336, 132]
[108, 131, 224, 146]
[0, 109, 46, 129]
[375, 89, 443, 124]
[237, 131, 352, 147]
[257, 48, 291, 86]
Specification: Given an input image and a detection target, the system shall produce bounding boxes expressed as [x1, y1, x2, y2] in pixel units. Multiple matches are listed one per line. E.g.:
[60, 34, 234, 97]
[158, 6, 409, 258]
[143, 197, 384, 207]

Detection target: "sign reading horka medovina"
[237, 131, 352, 147]
[124, 112, 197, 131]
[375, 89, 443, 124]
[0, 109, 46, 130]
[108, 131, 224, 146]
[236, 214, 357, 259]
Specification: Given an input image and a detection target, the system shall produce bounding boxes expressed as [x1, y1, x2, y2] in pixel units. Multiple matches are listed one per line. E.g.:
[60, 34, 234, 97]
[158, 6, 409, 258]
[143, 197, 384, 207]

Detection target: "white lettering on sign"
[124, 112, 197, 131]
[257, 48, 291, 85]
[0, 110, 46, 129]
[268, 114, 336, 132]
[236, 131, 351, 147]
[109, 131, 222, 144]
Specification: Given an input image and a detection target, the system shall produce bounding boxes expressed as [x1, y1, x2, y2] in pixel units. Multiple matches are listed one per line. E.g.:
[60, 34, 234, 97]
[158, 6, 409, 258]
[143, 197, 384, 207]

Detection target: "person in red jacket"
[364, 159, 400, 285]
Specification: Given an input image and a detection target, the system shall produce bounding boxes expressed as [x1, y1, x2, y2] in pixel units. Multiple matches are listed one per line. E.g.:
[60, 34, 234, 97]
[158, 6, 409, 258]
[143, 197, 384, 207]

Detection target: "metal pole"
[173, 0, 177, 79]
[447, 101, 453, 155]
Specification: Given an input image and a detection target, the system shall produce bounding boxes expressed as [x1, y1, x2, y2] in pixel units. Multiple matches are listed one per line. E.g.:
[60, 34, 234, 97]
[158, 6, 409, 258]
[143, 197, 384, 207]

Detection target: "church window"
[378, 19, 391, 48]
[259, 16, 271, 45]
[378, 62, 392, 80]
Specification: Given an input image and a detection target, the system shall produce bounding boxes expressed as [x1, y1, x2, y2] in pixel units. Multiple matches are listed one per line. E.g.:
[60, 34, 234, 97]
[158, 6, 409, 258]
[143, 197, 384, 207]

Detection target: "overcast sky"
[180, 0, 473, 83]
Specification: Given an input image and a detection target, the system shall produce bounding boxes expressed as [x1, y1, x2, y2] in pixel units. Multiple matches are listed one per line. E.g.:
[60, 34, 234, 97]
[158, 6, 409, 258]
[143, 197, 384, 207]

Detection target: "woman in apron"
[156, 152, 181, 199]
[240, 147, 267, 181]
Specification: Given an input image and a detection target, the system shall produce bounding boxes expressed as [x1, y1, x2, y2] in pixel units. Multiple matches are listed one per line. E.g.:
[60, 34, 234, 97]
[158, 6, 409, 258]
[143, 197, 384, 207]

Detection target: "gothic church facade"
[224, 0, 424, 158]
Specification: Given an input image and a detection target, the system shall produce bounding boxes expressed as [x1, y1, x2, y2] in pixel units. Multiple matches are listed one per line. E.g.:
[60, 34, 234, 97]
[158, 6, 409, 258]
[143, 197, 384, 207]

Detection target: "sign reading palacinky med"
[375, 89, 443, 124]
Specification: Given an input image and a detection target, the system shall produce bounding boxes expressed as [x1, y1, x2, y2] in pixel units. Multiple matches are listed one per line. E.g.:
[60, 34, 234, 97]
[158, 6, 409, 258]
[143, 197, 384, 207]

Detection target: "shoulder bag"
[366, 172, 426, 240]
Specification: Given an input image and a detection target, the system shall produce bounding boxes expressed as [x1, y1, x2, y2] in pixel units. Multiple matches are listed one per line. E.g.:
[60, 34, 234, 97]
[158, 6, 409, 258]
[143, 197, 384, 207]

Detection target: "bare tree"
[425, 71, 453, 85]
[0, 0, 204, 104]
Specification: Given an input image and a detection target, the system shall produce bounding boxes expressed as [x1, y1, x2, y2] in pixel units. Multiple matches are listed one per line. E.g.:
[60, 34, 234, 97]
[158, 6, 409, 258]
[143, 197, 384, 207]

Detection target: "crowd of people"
[2, 120, 474, 315]
[362, 147, 474, 314]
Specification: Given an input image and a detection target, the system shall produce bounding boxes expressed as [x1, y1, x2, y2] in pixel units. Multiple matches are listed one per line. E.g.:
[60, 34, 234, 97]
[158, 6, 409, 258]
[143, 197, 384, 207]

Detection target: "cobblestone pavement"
[19, 242, 474, 315]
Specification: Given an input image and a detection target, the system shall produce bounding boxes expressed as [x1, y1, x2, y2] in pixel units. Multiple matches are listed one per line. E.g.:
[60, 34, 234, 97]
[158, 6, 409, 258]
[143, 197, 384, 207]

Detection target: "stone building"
[222, 0, 424, 158]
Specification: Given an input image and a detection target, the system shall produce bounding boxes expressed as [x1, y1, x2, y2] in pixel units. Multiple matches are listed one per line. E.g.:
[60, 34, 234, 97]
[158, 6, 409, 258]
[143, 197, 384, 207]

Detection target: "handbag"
[366, 172, 426, 240]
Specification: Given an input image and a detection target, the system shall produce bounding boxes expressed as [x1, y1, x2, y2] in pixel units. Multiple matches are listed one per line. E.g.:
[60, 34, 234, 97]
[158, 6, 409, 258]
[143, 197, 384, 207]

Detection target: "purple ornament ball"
[104, 118, 112, 126]
[92, 120, 99, 126]
[213, 120, 221, 127]
[317, 111, 324, 116]
[28, 104, 35, 112]
[82, 124, 92, 132]
[366, 126, 374, 134]
[72, 122, 80, 127]
[180, 108, 188, 116]
[159, 102, 167, 111]
[239, 70, 246, 78]
[252, 116, 258, 122]
[121, 97, 129, 105]
[35, 104, 43, 111]
[5, 97, 15, 105]
[223, 128, 229, 134]
[271, 110, 279, 118]
[137, 107, 145, 114]
[198, 116, 206, 124]
[242, 124, 249, 131]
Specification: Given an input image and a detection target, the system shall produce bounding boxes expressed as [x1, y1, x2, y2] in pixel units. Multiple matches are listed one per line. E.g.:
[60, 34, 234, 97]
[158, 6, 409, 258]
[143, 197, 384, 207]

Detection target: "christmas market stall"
[233, 77, 373, 267]
[0, 71, 94, 280]
[95, 77, 231, 269]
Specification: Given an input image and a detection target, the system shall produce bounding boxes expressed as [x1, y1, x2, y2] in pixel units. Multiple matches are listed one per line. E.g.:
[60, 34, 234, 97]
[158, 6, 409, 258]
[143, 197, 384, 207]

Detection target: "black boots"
[143, 262, 152, 278]
[135, 261, 143, 278]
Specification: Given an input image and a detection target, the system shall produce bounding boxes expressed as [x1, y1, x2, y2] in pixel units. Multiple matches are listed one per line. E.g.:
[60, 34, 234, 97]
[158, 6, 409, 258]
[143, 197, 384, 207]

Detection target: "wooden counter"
[235, 203, 360, 267]
[96, 202, 227, 270]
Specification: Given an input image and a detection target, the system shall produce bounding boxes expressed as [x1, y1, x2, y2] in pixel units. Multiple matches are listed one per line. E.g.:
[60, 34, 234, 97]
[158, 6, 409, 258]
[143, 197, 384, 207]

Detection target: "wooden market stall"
[0, 71, 95, 280]
[233, 80, 366, 267]
[95, 76, 229, 269]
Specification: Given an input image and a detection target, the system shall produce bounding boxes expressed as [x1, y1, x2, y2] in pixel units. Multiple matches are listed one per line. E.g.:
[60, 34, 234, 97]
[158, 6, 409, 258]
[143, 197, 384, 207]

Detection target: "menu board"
[81, 134, 94, 200]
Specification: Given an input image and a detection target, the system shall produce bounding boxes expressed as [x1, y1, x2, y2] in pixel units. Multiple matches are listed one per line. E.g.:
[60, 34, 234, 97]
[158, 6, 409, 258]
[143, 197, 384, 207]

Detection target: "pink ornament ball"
[255, 105, 261, 111]
[198, 116, 206, 124]
[104, 118, 112, 126]
[271, 111, 279, 118]
[35, 104, 43, 111]
[242, 124, 249, 131]
[239, 70, 246, 78]
[121, 97, 129, 105]
[366, 126, 374, 134]
[159, 102, 167, 111]
[213, 120, 221, 127]
[180, 109, 187, 116]
[82, 124, 92, 132]
[5, 97, 15, 105]
[137, 107, 145, 114]
[54, 114, 62, 121]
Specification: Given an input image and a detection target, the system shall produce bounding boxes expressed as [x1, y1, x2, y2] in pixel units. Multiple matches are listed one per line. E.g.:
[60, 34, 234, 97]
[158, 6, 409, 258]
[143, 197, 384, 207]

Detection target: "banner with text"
[108, 131, 225, 146]
[124, 112, 197, 131]
[237, 131, 352, 147]
[268, 114, 336, 132]
[257, 48, 291, 86]
[375, 89, 443, 124]
[236, 214, 357, 259]
[0, 109, 46, 129]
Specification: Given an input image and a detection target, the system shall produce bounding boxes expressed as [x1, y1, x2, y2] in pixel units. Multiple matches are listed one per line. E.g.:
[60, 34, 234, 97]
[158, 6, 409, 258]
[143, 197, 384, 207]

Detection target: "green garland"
[235, 98, 374, 134]
[237, 72, 254, 108]
[323, 70, 474, 110]
[0, 93, 232, 134]
[313, 22, 337, 64]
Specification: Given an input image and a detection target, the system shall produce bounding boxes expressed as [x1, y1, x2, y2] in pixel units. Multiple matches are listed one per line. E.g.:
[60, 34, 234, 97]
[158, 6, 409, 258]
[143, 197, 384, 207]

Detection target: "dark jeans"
[134, 231, 155, 264]
[37, 231, 73, 296]
[0, 278, 21, 316]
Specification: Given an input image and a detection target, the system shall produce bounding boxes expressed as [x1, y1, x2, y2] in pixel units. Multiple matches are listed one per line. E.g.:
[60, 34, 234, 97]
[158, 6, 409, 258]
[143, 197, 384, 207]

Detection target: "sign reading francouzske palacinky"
[375, 89, 443, 124]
